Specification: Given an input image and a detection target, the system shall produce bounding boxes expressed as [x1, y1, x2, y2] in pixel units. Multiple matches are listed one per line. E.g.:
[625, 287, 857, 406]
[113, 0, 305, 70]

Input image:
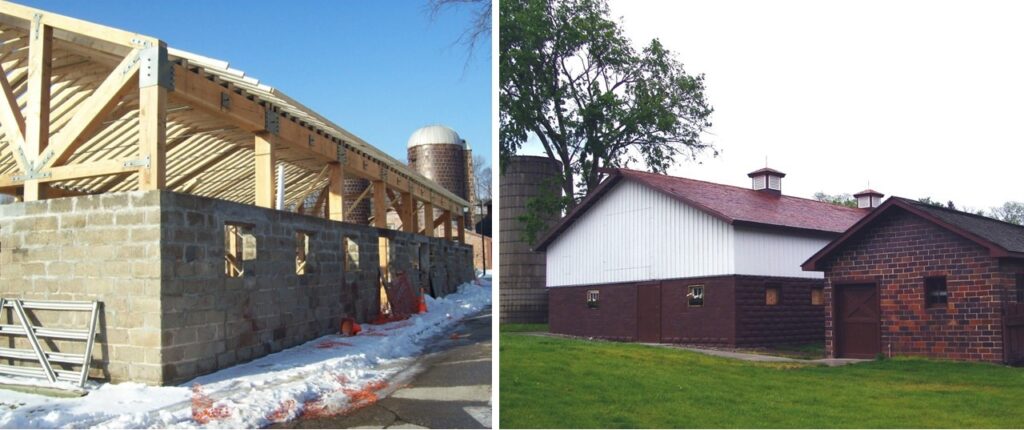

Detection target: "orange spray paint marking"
[339, 380, 390, 415]
[265, 399, 296, 423]
[191, 383, 231, 424]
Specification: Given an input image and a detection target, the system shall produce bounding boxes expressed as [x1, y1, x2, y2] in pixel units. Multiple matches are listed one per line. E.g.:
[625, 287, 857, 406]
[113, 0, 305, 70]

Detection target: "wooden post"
[23, 19, 51, 201]
[442, 210, 453, 240]
[137, 42, 170, 191]
[456, 216, 465, 243]
[372, 180, 387, 228]
[423, 202, 434, 237]
[401, 192, 414, 233]
[328, 163, 344, 221]
[254, 133, 276, 208]
[138, 86, 167, 190]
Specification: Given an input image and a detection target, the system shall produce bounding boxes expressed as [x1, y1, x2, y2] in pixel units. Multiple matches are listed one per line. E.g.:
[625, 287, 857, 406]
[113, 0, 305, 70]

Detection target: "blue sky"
[21, 0, 492, 167]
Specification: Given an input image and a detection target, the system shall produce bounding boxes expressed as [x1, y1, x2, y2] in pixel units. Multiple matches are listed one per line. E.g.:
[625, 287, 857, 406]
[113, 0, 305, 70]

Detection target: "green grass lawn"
[500, 333, 1024, 428]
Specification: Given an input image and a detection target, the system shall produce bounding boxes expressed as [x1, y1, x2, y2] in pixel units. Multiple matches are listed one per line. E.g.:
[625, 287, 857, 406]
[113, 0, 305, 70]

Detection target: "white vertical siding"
[733, 226, 831, 279]
[546, 180, 734, 287]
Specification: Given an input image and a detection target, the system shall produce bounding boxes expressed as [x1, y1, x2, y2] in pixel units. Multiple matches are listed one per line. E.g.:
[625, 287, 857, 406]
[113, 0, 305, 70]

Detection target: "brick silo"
[407, 125, 473, 225]
[343, 178, 372, 225]
[499, 155, 563, 323]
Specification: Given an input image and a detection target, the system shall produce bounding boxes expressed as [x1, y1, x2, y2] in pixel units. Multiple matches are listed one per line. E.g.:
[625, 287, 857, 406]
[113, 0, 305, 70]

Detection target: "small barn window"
[765, 285, 780, 306]
[344, 237, 360, 272]
[925, 276, 948, 308]
[811, 287, 824, 305]
[587, 290, 600, 309]
[225, 223, 255, 278]
[687, 285, 704, 307]
[296, 231, 311, 275]
[1015, 274, 1023, 303]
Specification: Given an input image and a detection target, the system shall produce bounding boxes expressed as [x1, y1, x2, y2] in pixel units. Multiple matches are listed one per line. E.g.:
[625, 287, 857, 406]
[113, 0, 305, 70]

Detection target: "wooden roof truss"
[0, 2, 468, 241]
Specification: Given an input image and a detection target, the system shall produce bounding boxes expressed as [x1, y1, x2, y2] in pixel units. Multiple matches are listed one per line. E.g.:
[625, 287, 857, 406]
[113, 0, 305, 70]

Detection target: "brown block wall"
[549, 283, 638, 341]
[820, 209, 1009, 362]
[734, 276, 825, 346]
[660, 277, 737, 345]
[549, 275, 825, 347]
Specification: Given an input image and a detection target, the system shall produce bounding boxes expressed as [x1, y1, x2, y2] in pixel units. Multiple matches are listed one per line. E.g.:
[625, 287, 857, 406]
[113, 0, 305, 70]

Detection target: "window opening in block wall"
[811, 287, 824, 305]
[925, 276, 948, 308]
[765, 285, 781, 306]
[378, 236, 393, 317]
[344, 237, 360, 272]
[224, 223, 255, 278]
[296, 231, 311, 275]
[687, 285, 704, 307]
[587, 290, 600, 309]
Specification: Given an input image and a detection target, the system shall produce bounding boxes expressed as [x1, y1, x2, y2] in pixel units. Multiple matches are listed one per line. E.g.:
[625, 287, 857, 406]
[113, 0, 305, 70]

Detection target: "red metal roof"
[747, 167, 786, 178]
[534, 168, 869, 251]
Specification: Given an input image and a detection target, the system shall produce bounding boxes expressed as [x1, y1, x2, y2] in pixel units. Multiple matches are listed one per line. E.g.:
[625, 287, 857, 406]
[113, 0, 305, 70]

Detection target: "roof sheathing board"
[167, 47, 470, 208]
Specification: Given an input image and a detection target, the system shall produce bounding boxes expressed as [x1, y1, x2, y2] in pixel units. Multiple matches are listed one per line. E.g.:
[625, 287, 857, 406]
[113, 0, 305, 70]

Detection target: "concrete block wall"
[157, 192, 383, 384]
[0, 192, 165, 384]
[0, 190, 475, 386]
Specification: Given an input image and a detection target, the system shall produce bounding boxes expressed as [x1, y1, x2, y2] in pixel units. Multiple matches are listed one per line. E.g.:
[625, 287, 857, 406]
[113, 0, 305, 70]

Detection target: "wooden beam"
[344, 185, 372, 221]
[311, 183, 329, 218]
[372, 180, 387, 228]
[23, 19, 52, 201]
[0, 3, 158, 49]
[442, 210, 452, 240]
[0, 158, 140, 188]
[0, 61, 26, 172]
[401, 192, 414, 233]
[254, 133, 276, 208]
[170, 64, 469, 211]
[422, 202, 434, 238]
[138, 85, 167, 190]
[457, 216, 465, 243]
[43, 48, 141, 170]
[328, 163, 344, 221]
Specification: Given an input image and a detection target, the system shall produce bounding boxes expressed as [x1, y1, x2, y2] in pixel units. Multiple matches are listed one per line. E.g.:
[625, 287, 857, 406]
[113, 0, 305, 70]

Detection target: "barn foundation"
[0, 190, 475, 385]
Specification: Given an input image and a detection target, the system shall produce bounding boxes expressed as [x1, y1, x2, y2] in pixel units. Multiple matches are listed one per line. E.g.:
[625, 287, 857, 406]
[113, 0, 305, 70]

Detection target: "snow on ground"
[0, 279, 491, 429]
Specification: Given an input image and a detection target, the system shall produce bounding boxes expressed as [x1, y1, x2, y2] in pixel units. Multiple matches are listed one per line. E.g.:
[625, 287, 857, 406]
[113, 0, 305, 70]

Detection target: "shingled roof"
[802, 197, 1024, 270]
[534, 168, 868, 251]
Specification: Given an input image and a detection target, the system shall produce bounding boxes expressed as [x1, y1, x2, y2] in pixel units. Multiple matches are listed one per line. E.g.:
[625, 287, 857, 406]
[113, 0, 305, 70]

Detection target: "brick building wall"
[0, 190, 475, 385]
[549, 283, 638, 341]
[549, 275, 825, 346]
[819, 209, 1009, 362]
[734, 276, 825, 346]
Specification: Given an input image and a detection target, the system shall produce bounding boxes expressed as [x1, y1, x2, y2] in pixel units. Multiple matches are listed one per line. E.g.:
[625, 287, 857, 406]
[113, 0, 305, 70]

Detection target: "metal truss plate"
[139, 45, 174, 90]
[264, 110, 280, 134]
[123, 156, 151, 169]
[11, 171, 51, 182]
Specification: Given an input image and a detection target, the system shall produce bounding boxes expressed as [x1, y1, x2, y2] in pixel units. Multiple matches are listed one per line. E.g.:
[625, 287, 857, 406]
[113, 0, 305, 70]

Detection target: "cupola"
[747, 167, 785, 194]
[853, 189, 885, 209]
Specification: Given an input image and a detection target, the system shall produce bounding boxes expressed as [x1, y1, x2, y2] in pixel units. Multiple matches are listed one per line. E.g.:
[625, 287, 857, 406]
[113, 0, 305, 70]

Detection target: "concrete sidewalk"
[280, 307, 493, 429]
[524, 332, 867, 367]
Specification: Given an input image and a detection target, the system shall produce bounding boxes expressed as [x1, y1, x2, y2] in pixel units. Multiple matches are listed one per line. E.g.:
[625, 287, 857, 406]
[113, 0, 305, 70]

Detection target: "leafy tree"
[500, 0, 715, 212]
[989, 201, 1024, 225]
[813, 192, 857, 208]
[917, 197, 943, 207]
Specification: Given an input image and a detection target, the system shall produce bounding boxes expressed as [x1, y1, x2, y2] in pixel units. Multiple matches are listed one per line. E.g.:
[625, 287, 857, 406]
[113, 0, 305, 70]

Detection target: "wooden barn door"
[1004, 303, 1024, 365]
[835, 284, 881, 358]
[637, 283, 662, 343]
